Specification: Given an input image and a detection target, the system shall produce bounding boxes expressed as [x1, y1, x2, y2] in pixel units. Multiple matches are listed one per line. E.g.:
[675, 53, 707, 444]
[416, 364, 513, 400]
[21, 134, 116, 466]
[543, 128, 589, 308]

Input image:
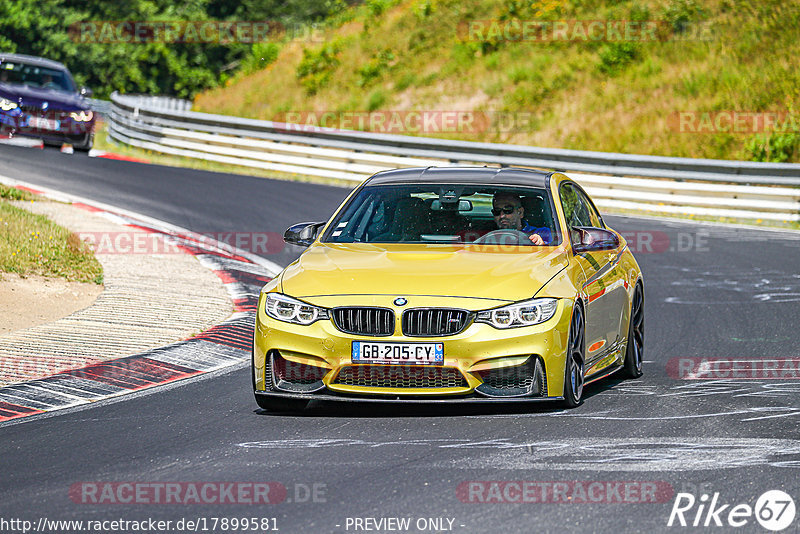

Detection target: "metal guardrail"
[107, 92, 800, 222]
[91, 96, 189, 118]
[88, 98, 112, 117]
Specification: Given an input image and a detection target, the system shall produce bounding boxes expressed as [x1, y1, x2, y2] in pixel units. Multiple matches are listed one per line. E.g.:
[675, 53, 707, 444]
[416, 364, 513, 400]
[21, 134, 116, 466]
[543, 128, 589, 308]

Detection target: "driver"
[41, 74, 58, 90]
[492, 192, 551, 245]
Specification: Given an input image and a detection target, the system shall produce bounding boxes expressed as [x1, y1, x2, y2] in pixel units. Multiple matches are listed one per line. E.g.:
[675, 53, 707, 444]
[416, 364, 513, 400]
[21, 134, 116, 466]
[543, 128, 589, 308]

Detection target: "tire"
[621, 283, 644, 379]
[72, 135, 93, 154]
[561, 303, 585, 408]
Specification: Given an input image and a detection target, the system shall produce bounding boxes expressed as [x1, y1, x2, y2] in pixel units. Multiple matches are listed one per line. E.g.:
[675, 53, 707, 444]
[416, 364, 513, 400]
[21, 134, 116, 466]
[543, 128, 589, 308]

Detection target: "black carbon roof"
[364, 166, 552, 187]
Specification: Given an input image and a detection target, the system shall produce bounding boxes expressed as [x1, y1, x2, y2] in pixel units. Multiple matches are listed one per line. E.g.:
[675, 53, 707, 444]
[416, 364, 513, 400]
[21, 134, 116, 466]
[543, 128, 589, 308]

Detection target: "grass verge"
[0, 185, 104, 284]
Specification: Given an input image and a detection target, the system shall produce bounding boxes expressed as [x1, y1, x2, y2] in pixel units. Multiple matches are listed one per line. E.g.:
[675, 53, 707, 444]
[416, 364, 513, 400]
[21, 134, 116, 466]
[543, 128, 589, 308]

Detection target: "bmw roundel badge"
[394, 297, 407, 306]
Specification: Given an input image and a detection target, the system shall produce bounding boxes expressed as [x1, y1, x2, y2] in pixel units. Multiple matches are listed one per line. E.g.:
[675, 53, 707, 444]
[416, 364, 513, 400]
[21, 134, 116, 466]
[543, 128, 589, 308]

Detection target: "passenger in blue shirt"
[492, 192, 551, 245]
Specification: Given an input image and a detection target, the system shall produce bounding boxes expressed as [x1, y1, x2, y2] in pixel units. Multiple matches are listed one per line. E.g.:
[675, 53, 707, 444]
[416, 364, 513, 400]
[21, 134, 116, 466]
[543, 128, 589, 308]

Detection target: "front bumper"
[253, 293, 574, 401]
[254, 390, 564, 404]
[0, 110, 94, 146]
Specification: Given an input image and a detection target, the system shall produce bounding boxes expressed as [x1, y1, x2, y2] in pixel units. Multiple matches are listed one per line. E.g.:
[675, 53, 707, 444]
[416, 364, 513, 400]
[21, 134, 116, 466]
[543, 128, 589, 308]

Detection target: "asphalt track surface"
[1, 143, 799, 533]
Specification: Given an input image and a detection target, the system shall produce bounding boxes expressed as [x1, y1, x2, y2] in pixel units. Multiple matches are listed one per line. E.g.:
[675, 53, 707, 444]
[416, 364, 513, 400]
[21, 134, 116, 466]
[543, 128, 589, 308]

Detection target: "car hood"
[281, 242, 569, 305]
[0, 83, 86, 110]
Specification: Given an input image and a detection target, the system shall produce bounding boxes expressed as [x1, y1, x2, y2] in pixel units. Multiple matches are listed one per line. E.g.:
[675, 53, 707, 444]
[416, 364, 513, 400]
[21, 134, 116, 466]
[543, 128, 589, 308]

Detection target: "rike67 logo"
[668, 490, 795, 531]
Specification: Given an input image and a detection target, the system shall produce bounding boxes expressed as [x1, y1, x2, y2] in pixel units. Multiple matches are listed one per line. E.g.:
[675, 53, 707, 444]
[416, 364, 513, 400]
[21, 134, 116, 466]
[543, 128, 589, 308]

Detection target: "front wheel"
[72, 135, 93, 154]
[621, 283, 644, 378]
[561, 303, 585, 408]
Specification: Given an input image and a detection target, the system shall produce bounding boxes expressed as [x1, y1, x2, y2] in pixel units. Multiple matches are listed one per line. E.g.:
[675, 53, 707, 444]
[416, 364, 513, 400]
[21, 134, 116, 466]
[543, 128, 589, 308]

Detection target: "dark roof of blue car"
[0, 53, 68, 71]
[364, 166, 552, 188]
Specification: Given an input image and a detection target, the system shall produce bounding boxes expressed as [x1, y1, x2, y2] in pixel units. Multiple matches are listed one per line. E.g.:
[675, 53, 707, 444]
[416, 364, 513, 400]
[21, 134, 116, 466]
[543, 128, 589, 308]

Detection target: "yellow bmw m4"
[252, 167, 644, 410]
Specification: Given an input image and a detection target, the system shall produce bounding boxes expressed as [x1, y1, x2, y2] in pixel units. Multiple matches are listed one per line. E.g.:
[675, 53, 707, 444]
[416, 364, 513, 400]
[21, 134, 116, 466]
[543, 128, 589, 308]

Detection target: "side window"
[560, 182, 604, 245]
[560, 183, 593, 229]
[576, 188, 603, 228]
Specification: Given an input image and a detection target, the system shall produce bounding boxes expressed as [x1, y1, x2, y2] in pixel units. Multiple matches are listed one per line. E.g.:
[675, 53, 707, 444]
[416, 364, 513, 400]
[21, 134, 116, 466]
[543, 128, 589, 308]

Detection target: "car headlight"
[69, 110, 93, 122]
[264, 293, 329, 325]
[0, 97, 18, 111]
[475, 298, 558, 329]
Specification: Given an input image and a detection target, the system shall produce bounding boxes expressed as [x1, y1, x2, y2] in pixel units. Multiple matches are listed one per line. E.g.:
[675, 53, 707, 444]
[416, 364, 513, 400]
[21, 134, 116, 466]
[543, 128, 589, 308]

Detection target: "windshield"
[0, 61, 76, 93]
[323, 183, 561, 246]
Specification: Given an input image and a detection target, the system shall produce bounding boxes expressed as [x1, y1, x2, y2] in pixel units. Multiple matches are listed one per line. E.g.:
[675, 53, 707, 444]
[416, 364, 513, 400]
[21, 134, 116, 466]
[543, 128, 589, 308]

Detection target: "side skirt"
[584, 363, 624, 386]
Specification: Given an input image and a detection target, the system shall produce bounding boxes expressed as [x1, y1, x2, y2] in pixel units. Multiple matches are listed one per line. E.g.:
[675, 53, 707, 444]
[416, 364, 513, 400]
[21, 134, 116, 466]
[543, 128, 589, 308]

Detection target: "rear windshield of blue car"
[322, 184, 562, 246]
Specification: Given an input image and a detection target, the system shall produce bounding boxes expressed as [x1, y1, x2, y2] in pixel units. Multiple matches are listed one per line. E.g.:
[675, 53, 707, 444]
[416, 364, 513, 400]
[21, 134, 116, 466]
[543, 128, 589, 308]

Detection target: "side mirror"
[571, 226, 619, 253]
[284, 222, 326, 247]
[80, 86, 93, 97]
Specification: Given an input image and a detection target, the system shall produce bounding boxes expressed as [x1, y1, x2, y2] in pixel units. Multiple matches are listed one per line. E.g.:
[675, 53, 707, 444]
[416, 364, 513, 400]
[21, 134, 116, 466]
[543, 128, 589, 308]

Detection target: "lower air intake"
[271, 351, 328, 393]
[333, 365, 468, 389]
[474, 356, 546, 397]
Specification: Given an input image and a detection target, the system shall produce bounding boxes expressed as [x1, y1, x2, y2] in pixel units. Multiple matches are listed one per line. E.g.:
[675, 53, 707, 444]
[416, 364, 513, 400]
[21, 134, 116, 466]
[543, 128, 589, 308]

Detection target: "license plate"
[26, 116, 60, 130]
[352, 341, 444, 365]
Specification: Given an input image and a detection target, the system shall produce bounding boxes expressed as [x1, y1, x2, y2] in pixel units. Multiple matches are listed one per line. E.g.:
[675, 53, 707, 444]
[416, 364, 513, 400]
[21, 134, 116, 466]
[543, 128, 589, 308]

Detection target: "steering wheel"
[472, 229, 532, 245]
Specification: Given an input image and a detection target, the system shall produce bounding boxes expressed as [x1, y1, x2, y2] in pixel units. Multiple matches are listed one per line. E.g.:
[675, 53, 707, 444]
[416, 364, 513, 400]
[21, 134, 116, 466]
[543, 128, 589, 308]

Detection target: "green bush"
[240, 42, 281, 76]
[358, 49, 395, 87]
[508, 65, 538, 84]
[746, 132, 800, 163]
[597, 42, 640, 75]
[629, 4, 651, 22]
[365, 0, 398, 18]
[395, 72, 416, 91]
[296, 41, 342, 95]
[677, 71, 709, 97]
[366, 89, 387, 112]
[412, 0, 434, 20]
[484, 52, 500, 70]
[444, 42, 481, 76]
[663, 0, 707, 33]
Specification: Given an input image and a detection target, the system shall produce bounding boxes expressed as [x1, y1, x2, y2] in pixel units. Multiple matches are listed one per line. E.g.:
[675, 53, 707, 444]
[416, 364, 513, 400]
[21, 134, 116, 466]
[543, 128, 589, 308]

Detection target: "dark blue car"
[0, 53, 95, 152]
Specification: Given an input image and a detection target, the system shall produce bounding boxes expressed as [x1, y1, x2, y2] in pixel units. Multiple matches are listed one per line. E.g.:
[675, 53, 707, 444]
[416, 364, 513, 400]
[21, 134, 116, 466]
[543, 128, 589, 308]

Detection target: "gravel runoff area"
[0, 199, 234, 386]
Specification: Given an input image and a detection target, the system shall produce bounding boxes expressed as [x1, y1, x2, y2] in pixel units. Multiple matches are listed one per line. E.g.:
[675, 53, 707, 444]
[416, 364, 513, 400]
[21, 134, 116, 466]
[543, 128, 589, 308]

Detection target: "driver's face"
[493, 196, 524, 230]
